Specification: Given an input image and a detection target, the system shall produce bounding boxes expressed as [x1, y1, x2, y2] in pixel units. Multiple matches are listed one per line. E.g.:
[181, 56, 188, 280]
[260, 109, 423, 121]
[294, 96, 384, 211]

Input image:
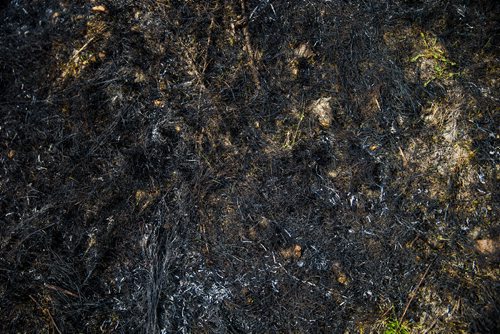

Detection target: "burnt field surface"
[0, 0, 498, 333]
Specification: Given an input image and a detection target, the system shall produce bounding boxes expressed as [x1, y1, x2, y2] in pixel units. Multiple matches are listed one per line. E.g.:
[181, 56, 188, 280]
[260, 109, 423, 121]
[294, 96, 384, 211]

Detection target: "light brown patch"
[91, 5, 108, 13]
[475, 239, 498, 255]
[310, 97, 333, 128]
[294, 43, 315, 59]
[332, 261, 348, 285]
[293, 244, 302, 258]
[135, 189, 160, 210]
[280, 244, 302, 259]
[153, 99, 165, 108]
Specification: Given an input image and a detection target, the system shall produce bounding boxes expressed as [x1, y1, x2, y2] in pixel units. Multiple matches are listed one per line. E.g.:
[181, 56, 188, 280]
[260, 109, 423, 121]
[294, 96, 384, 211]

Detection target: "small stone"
[91, 5, 107, 13]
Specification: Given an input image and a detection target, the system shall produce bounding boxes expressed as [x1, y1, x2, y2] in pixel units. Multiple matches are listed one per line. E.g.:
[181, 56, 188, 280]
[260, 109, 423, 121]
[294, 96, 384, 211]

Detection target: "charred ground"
[0, 0, 498, 333]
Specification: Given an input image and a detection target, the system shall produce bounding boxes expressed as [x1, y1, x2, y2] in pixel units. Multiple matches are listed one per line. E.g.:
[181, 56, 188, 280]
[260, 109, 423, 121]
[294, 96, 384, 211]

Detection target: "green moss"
[411, 32, 459, 86]
[384, 319, 410, 334]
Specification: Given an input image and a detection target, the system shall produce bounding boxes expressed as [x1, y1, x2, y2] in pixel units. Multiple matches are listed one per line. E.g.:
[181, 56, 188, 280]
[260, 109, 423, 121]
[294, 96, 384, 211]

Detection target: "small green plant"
[384, 319, 410, 334]
[411, 32, 459, 86]
[411, 33, 455, 64]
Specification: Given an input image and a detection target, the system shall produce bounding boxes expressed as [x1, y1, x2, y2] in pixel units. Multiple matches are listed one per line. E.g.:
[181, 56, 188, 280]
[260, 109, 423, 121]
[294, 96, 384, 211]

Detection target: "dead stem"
[399, 257, 436, 326]
[29, 295, 62, 334]
[239, 0, 261, 90]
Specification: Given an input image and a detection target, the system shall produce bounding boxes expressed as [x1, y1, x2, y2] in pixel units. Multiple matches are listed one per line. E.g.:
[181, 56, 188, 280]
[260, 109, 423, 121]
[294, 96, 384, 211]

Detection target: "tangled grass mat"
[0, 1, 498, 332]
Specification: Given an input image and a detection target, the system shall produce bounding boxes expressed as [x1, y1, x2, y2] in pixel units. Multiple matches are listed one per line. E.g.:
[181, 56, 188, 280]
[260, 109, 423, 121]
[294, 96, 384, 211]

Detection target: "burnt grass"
[0, 1, 499, 333]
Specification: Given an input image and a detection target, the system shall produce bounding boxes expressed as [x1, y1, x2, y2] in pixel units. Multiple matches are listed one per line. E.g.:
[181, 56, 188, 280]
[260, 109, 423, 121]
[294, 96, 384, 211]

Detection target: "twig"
[398, 146, 408, 167]
[184, 47, 209, 92]
[29, 295, 62, 334]
[399, 258, 436, 325]
[239, 0, 261, 90]
[44, 283, 79, 298]
[422, 318, 438, 334]
[60, 37, 96, 78]
[70, 37, 96, 63]
[202, 16, 217, 76]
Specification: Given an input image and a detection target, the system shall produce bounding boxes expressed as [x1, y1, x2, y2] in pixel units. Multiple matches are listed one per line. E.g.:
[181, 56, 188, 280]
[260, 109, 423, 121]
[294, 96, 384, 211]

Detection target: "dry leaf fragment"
[134, 70, 146, 83]
[280, 244, 302, 259]
[293, 244, 302, 258]
[290, 59, 300, 78]
[258, 216, 269, 229]
[153, 99, 165, 108]
[294, 43, 315, 59]
[51, 12, 60, 23]
[280, 248, 292, 259]
[248, 227, 257, 240]
[310, 97, 333, 128]
[135, 189, 160, 210]
[337, 272, 348, 285]
[332, 261, 348, 285]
